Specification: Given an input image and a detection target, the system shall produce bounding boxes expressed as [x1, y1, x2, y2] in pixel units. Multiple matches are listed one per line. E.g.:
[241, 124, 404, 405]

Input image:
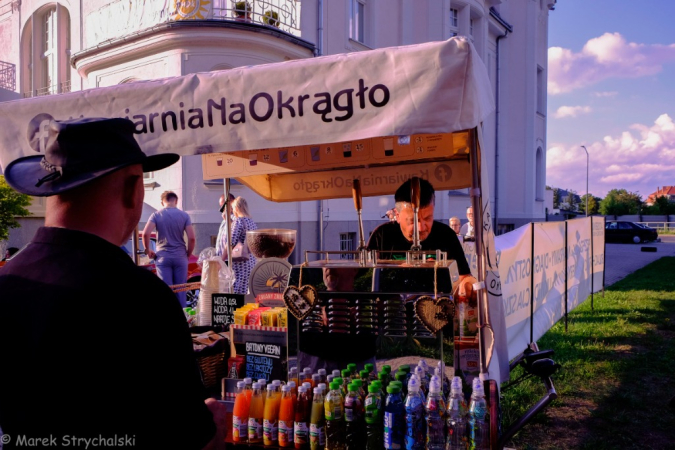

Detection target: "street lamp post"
[581, 145, 589, 216]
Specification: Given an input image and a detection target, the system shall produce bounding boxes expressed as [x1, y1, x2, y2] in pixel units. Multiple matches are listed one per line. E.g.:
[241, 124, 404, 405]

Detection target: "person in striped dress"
[230, 196, 257, 294]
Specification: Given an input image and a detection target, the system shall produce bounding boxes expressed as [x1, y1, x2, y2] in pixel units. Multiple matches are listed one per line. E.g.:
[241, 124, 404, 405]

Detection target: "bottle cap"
[312, 374, 321, 383]
[368, 384, 379, 393]
[252, 382, 260, 389]
[303, 367, 312, 373]
[303, 382, 312, 390]
[407, 377, 420, 392]
[272, 380, 282, 386]
[332, 369, 341, 377]
[244, 377, 253, 385]
[371, 381, 382, 389]
[327, 375, 335, 384]
[414, 366, 424, 377]
[378, 371, 388, 380]
[237, 381, 246, 389]
[390, 381, 403, 389]
[289, 367, 298, 374]
[382, 365, 391, 374]
[419, 359, 429, 370]
[451, 377, 463, 393]
[318, 383, 327, 392]
[282, 385, 291, 392]
[434, 368, 442, 377]
[348, 383, 358, 392]
[347, 363, 357, 373]
[334, 377, 344, 385]
[298, 386, 307, 393]
[400, 364, 410, 373]
[365, 363, 374, 372]
[341, 369, 351, 378]
[318, 369, 327, 376]
[429, 381, 441, 393]
[329, 382, 341, 390]
[395, 371, 407, 381]
[430, 375, 441, 385]
[258, 379, 267, 385]
[267, 384, 275, 391]
[314, 387, 322, 395]
[360, 370, 369, 378]
[288, 381, 296, 389]
[386, 385, 401, 394]
[472, 378, 484, 395]
[353, 379, 363, 387]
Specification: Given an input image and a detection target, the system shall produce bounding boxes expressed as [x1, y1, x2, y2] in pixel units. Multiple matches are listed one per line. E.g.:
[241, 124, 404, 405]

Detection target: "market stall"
[0, 37, 544, 449]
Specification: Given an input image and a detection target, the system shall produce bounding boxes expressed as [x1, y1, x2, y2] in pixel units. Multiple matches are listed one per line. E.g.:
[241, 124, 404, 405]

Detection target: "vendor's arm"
[142, 219, 156, 259]
[186, 224, 196, 257]
[201, 398, 227, 450]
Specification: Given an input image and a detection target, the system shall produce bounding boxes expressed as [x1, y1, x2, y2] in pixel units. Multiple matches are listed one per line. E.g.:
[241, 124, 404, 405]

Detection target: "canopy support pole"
[225, 178, 233, 270]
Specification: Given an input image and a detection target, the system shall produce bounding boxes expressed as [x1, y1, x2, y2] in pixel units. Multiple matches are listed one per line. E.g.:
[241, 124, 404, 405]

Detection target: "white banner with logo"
[463, 216, 605, 361]
[0, 37, 494, 170]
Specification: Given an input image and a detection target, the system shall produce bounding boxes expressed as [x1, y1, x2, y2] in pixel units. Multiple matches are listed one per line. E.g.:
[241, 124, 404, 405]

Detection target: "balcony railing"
[172, 0, 300, 36]
[0, 61, 16, 91]
[23, 80, 72, 98]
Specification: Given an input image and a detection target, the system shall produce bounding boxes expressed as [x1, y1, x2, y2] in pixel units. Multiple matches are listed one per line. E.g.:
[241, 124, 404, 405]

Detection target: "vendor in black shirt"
[367, 178, 477, 297]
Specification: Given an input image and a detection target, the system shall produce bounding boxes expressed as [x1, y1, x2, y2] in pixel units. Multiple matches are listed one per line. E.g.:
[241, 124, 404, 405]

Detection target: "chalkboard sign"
[245, 341, 284, 381]
[211, 293, 245, 328]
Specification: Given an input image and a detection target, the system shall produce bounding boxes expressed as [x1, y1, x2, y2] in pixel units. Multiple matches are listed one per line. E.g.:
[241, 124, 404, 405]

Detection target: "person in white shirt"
[460, 206, 475, 238]
[215, 193, 235, 259]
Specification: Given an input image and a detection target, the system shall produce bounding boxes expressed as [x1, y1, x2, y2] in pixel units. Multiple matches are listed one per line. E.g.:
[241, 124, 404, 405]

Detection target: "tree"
[644, 195, 675, 215]
[579, 193, 599, 215]
[599, 189, 642, 216]
[0, 175, 31, 241]
[566, 189, 578, 211]
[552, 188, 560, 209]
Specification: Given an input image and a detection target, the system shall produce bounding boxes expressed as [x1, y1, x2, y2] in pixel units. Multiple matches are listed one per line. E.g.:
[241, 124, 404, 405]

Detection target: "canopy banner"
[0, 37, 494, 170]
[463, 216, 605, 362]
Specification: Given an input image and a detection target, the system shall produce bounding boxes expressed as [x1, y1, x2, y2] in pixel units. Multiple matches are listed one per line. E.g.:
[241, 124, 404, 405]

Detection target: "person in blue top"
[229, 196, 258, 294]
[143, 190, 196, 307]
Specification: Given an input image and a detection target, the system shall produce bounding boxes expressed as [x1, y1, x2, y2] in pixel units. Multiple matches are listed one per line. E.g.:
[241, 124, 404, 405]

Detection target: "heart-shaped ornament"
[283, 285, 318, 320]
[414, 296, 455, 334]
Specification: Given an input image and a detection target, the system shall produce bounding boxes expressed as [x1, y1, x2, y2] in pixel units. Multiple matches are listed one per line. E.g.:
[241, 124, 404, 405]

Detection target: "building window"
[450, 8, 458, 27]
[350, 0, 366, 44]
[535, 147, 544, 201]
[340, 232, 356, 259]
[469, 18, 474, 37]
[22, 4, 71, 98]
[537, 65, 545, 115]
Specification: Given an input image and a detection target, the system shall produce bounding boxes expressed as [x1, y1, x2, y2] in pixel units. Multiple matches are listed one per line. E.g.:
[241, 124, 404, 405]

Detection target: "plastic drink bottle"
[364, 363, 377, 382]
[311, 373, 321, 388]
[352, 378, 367, 402]
[344, 383, 365, 449]
[289, 367, 299, 388]
[279, 385, 296, 447]
[341, 370, 352, 392]
[318, 368, 327, 384]
[404, 377, 426, 450]
[446, 376, 469, 450]
[384, 384, 405, 449]
[360, 369, 370, 386]
[365, 384, 383, 450]
[233, 381, 250, 442]
[248, 383, 265, 443]
[468, 378, 489, 450]
[347, 363, 358, 380]
[324, 381, 346, 450]
[263, 383, 280, 446]
[430, 375, 445, 403]
[425, 382, 446, 450]
[327, 374, 336, 385]
[332, 369, 341, 378]
[378, 371, 390, 391]
[294, 385, 311, 449]
[318, 383, 327, 394]
[414, 366, 428, 396]
[309, 387, 326, 450]
[418, 360, 431, 382]
[258, 379, 268, 404]
[395, 371, 408, 396]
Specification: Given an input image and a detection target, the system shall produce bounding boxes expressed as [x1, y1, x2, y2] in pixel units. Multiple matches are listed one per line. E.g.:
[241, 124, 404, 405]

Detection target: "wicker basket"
[192, 329, 230, 389]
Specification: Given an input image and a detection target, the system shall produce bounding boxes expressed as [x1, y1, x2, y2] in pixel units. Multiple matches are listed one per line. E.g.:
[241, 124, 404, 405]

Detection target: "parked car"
[123, 232, 202, 307]
[605, 221, 658, 244]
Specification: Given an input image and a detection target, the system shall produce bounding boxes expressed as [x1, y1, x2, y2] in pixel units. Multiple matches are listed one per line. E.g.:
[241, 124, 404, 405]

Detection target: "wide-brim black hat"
[4, 117, 180, 197]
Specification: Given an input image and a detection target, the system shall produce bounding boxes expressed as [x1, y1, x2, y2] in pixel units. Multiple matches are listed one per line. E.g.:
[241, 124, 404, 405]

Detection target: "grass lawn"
[501, 257, 675, 449]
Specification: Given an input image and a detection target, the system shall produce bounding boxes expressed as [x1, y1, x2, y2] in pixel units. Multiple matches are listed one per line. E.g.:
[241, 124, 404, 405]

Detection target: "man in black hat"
[0, 118, 224, 449]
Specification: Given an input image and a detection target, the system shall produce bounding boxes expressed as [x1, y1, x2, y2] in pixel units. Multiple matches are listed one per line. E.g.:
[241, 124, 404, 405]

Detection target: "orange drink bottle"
[248, 382, 264, 443]
[232, 381, 250, 443]
[263, 383, 280, 446]
[243, 377, 254, 404]
[294, 385, 311, 449]
[288, 380, 297, 397]
[289, 367, 299, 387]
[311, 374, 321, 389]
[278, 385, 296, 447]
[258, 378, 268, 405]
[318, 369, 327, 384]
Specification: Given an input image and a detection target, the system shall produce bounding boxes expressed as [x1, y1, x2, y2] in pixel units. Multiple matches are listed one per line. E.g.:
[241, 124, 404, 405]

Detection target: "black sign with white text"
[211, 293, 245, 328]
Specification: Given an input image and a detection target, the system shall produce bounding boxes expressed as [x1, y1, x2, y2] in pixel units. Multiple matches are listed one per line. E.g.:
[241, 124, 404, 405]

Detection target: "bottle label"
[345, 408, 354, 422]
[384, 412, 401, 449]
[294, 421, 309, 444]
[333, 406, 342, 420]
[309, 423, 325, 446]
[263, 418, 278, 442]
[233, 415, 247, 441]
[248, 417, 262, 441]
[278, 420, 294, 446]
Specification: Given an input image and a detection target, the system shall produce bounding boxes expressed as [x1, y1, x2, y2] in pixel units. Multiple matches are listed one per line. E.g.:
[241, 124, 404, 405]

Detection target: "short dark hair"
[394, 178, 435, 208]
[160, 191, 178, 203]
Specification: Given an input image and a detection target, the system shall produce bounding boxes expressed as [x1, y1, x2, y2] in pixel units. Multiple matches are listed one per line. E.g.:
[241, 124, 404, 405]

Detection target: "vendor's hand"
[146, 249, 156, 260]
[457, 275, 478, 302]
[203, 398, 227, 450]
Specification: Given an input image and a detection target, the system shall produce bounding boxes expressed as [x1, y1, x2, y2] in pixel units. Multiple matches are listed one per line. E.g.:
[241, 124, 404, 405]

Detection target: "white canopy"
[0, 37, 494, 169]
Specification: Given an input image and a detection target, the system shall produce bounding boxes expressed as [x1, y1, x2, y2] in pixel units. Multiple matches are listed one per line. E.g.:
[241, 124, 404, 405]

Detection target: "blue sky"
[546, 0, 675, 199]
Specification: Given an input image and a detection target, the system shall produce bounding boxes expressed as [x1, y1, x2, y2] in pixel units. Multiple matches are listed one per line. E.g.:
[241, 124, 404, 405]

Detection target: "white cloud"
[553, 105, 592, 119]
[547, 113, 675, 198]
[548, 32, 675, 95]
[592, 91, 618, 98]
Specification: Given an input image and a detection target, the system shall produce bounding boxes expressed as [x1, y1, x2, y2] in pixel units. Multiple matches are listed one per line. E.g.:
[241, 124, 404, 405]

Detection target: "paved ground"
[603, 235, 675, 286]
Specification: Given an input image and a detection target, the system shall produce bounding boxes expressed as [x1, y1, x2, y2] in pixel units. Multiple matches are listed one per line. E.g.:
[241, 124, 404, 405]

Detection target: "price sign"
[211, 293, 245, 328]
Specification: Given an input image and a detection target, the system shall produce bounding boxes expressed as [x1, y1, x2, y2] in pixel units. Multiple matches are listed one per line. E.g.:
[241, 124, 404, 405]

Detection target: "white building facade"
[0, 0, 554, 264]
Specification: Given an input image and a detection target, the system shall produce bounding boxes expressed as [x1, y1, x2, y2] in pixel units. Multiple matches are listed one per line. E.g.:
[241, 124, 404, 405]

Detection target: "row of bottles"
[231, 361, 489, 449]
